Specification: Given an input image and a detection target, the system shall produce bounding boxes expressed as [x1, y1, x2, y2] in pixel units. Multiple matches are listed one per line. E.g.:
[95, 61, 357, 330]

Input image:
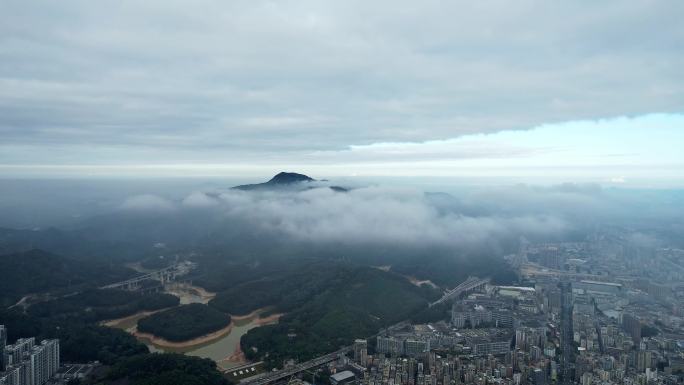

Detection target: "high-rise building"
[29, 340, 60, 385]
[353, 339, 368, 366]
[4, 338, 35, 368]
[622, 313, 642, 344]
[404, 339, 429, 357]
[376, 336, 403, 356]
[533, 368, 547, 385]
[636, 350, 652, 373]
[470, 339, 510, 356]
[0, 327, 59, 385]
[0, 325, 6, 372]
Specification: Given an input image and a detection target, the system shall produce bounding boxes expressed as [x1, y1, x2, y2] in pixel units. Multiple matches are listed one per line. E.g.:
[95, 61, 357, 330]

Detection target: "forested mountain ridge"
[0, 249, 135, 308]
[233, 263, 440, 367]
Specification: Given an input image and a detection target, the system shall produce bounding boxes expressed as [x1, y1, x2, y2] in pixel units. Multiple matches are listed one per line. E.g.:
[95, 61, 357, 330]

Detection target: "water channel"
[104, 284, 277, 370]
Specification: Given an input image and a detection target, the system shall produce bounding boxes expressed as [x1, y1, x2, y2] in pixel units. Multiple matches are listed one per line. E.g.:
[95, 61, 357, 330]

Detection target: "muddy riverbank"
[104, 303, 282, 370]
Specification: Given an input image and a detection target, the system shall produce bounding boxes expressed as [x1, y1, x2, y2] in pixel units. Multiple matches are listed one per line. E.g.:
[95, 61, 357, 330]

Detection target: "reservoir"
[104, 283, 279, 371]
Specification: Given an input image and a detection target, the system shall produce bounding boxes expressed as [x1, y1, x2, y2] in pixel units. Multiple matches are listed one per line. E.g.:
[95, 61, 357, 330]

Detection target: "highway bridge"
[240, 320, 411, 385]
[429, 276, 489, 307]
[241, 348, 351, 385]
[100, 261, 196, 290]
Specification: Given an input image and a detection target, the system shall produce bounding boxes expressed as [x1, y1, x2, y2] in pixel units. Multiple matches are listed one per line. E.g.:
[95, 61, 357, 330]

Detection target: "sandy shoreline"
[252, 312, 283, 325]
[219, 312, 283, 366]
[100, 307, 172, 328]
[220, 341, 247, 365]
[133, 321, 235, 348]
[132, 310, 283, 349]
[230, 307, 280, 321]
[104, 306, 284, 350]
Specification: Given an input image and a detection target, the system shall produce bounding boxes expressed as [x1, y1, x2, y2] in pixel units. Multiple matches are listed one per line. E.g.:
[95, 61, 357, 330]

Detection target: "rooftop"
[330, 371, 355, 382]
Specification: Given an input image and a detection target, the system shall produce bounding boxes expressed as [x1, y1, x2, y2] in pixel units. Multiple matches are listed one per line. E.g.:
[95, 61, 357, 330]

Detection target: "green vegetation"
[57, 324, 149, 364]
[137, 304, 231, 342]
[195, 257, 304, 293]
[0, 249, 134, 307]
[209, 279, 287, 315]
[240, 265, 430, 368]
[2, 284, 232, 385]
[410, 302, 451, 324]
[27, 289, 179, 322]
[1, 247, 515, 377]
[0, 308, 148, 365]
[208, 261, 346, 315]
[107, 353, 229, 385]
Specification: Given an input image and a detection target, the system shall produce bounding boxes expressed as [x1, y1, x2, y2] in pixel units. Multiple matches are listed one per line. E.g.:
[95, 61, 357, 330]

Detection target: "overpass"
[100, 261, 197, 290]
[429, 276, 489, 307]
[241, 348, 351, 385]
[240, 320, 411, 385]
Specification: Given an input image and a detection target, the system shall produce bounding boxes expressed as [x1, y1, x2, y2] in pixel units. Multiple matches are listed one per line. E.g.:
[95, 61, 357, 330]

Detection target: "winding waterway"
[104, 283, 279, 370]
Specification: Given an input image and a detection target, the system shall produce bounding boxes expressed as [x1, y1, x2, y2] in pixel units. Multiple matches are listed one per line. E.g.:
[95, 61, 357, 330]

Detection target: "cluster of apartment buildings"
[0, 326, 60, 385]
[518, 232, 684, 384]
[324, 282, 561, 385]
[318, 231, 684, 384]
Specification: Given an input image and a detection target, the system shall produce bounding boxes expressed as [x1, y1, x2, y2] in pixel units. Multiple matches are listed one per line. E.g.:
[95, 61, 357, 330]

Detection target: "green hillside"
[27, 289, 179, 322]
[108, 353, 229, 385]
[239, 264, 432, 368]
[0, 249, 134, 307]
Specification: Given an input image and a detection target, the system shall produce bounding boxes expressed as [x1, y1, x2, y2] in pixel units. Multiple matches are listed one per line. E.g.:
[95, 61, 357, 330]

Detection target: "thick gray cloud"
[108, 182, 684, 252]
[171, 186, 571, 247]
[147, 185, 679, 254]
[1, 1, 683, 169]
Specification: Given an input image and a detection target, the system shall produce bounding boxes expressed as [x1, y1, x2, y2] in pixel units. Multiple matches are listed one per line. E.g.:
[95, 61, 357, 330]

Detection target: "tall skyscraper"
[0, 325, 7, 372]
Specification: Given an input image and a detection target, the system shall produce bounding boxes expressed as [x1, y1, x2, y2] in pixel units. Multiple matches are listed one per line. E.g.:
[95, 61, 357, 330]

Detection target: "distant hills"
[0, 249, 134, 307]
[233, 172, 347, 192]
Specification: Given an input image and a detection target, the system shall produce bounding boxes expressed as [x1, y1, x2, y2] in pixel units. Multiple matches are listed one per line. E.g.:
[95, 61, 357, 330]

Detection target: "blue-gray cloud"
[1, 0, 683, 169]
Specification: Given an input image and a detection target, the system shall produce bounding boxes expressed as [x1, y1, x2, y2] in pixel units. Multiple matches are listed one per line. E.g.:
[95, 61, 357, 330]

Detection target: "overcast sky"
[1, 1, 683, 185]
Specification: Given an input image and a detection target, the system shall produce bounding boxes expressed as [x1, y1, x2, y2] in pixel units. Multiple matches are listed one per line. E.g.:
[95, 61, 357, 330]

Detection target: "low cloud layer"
[117, 182, 683, 253]
[2, 178, 682, 258]
[203, 187, 568, 246]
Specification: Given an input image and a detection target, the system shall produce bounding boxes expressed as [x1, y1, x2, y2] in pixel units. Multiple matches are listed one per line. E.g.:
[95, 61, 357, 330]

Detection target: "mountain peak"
[233, 172, 316, 191]
[268, 172, 315, 185]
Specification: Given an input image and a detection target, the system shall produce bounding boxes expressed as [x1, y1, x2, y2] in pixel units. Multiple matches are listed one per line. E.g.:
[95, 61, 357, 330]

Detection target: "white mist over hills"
[1, 175, 682, 252]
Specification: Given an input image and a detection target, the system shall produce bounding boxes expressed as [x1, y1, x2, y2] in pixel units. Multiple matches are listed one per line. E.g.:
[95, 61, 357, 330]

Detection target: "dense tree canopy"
[0, 308, 148, 365]
[137, 304, 231, 342]
[27, 289, 179, 322]
[0, 249, 134, 307]
[108, 353, 229, 385]
[241, 265, 431, 368]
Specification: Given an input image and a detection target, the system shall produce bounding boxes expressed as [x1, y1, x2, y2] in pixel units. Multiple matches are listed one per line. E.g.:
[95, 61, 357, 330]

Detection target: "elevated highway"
[100, 261, 196, 290]
[240, 321, 410, 385]
[241, 348, 351, 385]
[429, 276, 489, 307]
